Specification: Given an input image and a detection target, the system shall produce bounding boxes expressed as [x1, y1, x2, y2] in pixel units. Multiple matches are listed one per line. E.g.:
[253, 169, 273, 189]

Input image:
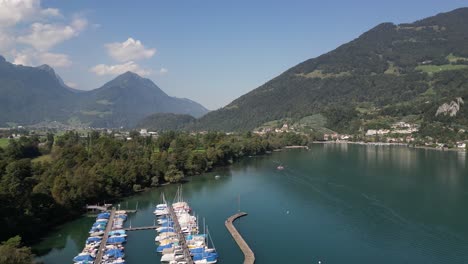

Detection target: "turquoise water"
[35, 144, 468, 263]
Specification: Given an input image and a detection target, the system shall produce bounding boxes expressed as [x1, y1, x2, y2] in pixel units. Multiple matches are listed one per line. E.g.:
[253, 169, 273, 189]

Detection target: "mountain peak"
[37, 64, 56, 75]
[118, 71, 144, 80]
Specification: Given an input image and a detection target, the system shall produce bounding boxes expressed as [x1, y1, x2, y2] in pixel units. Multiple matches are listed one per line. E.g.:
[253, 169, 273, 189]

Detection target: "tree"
[0, 236, 33, 264]
[46, 133, 54, 152]
[164, 165, 184, 183]
[0, 159, 33, 200]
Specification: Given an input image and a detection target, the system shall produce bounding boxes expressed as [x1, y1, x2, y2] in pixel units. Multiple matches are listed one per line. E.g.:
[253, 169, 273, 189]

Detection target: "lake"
[34, 144, 468, 263]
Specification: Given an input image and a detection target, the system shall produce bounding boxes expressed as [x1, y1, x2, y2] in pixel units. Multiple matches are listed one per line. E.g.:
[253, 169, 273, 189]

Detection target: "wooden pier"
[95, 208, 115, 264]
[225, 212, 255, 264]
[86, 204, 112, 212]
[167, 205, 194, 264]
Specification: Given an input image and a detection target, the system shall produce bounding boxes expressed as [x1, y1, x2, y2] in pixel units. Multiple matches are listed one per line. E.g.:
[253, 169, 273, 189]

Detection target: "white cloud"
[13, 50, 33, 66]
[0, 31, 15, 52]
[65, 81, 77, 88]
[40, 8, 61, 18]
[105, 38, 156, 62]
[159, 68, 168, 75]
[13, 49, 71, 68]
[0, 0, 61, 27]
[38, 51, 71, 67]
[17, 17, 87, 51]
[90, 61, 151, 76]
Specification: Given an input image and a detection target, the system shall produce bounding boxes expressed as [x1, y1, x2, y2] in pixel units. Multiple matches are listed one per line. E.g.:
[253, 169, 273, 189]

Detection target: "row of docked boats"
[73, 210, 128, 264]
[154, 189, 219, 264]
[103, 210, 127, 264]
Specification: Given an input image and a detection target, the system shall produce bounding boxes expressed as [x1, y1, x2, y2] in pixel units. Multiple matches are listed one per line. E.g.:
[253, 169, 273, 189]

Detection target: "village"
[253, 121, 468, 151]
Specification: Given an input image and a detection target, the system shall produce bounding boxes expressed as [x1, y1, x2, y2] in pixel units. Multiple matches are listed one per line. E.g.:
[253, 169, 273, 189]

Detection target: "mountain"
[76, 72, 208, 127]
[0, 57, 75, 126]
[0, 59, 208, 127]
[194, 8, 468, 134]
[136, 113, 196, 131]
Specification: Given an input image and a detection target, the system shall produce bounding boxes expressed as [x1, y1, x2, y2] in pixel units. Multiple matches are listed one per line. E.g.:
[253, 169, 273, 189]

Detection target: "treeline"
[0, 131, 308, 248]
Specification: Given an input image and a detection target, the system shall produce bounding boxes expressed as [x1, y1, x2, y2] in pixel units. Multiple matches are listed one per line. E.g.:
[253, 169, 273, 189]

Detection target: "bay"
[35, 144, 468, 263]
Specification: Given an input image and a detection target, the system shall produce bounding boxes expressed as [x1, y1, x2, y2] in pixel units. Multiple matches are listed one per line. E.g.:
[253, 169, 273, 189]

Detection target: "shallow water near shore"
[35, 145, 468, 263]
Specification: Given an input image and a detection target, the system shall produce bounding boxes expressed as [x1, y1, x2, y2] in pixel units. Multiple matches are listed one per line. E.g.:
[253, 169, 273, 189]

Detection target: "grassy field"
[297, 70, 351, 79]
[32, 154, 52, 163]
[446, 53, 468, 63]
[416, 64, 468, 74]
[0, 138, 10, 148]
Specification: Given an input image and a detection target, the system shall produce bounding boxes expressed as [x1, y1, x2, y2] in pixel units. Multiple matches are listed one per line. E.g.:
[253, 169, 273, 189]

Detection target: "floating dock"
[167, 204, 195, 264]
[225, 212, 255, 264]
[86, 204, 112, 212]
[123, 225, 157, 231]
[94, 208, 115, 264]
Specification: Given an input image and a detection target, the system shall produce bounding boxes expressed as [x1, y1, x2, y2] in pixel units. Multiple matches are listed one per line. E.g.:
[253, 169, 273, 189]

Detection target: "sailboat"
[154, 193, 170, 216]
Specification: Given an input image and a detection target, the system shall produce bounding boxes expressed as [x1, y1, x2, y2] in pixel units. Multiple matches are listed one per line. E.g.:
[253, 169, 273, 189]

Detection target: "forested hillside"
[136, 113, 196, 131]
[194, 8, 468, 135]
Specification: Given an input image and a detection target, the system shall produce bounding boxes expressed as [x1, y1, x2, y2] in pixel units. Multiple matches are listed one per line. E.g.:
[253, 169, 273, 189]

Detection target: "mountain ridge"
[0, 59, 208, 128]
[191, 7, 468, 135]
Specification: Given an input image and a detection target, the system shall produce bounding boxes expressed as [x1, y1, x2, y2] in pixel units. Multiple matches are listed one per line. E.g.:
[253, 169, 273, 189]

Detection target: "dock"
[123, 226, 157, 231]
[86, 204, 112, 212]
[95, 207, 115, 264]
[225, 212, 255, 264]
[167, 205, 194, 264]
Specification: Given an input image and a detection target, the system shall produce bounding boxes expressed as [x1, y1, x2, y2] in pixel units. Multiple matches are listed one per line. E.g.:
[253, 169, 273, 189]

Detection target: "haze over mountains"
[0, 57, 208, 128]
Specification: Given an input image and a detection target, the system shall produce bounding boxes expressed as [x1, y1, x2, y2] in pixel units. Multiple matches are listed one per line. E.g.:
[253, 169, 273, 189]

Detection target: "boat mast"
[207, 225, 216, 251]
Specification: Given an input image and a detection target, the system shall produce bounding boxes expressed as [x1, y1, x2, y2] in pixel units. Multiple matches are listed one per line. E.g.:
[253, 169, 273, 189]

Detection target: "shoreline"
[311, 141, 467, 152]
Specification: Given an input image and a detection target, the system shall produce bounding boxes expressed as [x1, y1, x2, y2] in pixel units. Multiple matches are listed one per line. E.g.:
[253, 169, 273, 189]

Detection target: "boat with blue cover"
[156, 243, 177, 253]
[107, 236, 126, 245]
[97, 212, 110, 219]
[73, 254, 95, 262]
[105, 248, 125, 258]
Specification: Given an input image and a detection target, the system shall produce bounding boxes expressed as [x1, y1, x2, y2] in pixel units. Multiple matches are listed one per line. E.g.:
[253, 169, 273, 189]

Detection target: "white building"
[366, 129, 390, 136]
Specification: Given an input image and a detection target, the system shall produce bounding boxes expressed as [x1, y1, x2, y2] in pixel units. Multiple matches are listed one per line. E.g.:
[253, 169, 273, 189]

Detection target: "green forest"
[0, 131, 308, 261]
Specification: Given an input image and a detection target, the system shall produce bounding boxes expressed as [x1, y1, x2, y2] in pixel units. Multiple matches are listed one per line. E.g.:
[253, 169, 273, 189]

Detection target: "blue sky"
[1, 1, 466, 109]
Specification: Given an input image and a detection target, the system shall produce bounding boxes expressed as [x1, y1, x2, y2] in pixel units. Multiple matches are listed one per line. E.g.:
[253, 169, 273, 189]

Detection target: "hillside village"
[253, 120, 467, 150]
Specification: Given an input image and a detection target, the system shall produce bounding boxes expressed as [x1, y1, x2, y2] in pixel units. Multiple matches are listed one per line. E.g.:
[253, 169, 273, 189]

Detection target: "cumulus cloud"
[0, 0, 61, 27]
[13, 49, 71, 68]
[90, 61, 151, 76]
[17, 17, 87, 51]
[159, 68, 168, 75]
[38, 51, 72, 67]
[105, 38, 156, 62]
[0, 31, 15, 52]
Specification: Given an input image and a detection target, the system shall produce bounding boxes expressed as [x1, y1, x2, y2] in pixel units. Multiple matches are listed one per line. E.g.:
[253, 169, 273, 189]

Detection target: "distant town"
[253, 121, 467, 151]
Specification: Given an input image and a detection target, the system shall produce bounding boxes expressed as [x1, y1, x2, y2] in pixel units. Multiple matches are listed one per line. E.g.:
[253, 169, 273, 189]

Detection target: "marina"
[73, 208, 128, 264]
[154, 188, 219, 264]
[36, 146, 468, 264]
